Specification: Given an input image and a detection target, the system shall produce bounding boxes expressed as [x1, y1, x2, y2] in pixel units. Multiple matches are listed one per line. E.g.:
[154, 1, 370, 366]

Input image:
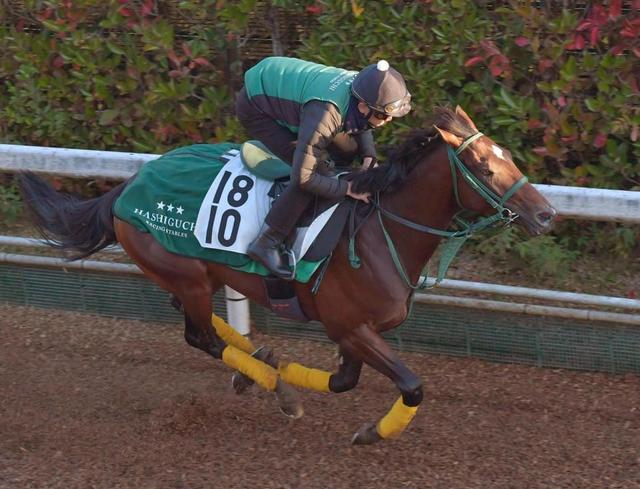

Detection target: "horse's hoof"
[231, 346, 276, 395]
[231, 371, 252, 394]
[275, 379, 303, 419]
[351, 422, 382, 445]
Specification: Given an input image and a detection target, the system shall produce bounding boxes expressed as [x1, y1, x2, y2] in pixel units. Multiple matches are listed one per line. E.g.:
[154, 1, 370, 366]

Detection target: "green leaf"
[106, 42, 125, 55]
[462, 82, 482, 94]
[584, 98, 599, 112]
[499, 87, 518, 110]
[98, 109, 119, 125]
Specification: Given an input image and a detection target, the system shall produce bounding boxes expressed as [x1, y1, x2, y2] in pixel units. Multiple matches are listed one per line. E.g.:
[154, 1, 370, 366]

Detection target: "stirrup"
[285, 248, 298, 281]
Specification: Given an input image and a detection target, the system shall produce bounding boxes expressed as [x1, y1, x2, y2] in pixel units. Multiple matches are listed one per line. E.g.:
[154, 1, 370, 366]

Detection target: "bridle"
[348, 132, 529, 289]
[448, 132, 528, 226]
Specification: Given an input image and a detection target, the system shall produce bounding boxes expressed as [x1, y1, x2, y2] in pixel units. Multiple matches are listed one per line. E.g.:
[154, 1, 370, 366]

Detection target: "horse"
[18, 106, 556, 445]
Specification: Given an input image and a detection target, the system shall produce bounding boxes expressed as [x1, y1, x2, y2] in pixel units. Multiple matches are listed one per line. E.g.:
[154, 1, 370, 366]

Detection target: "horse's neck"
[378, 144, 457, 282]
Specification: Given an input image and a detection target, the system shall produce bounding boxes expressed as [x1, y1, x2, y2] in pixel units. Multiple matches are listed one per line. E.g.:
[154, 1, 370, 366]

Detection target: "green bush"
[0, 181, 23, 224]
[0, 0, 239, 153]
[2, 0, 638, 188]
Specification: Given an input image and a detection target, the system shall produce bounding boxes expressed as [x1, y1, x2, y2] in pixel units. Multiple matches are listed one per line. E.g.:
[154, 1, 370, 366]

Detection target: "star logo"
[167, 204, 175, 212]
[157, 201, 165, 210]
[176, 206, 184, 215]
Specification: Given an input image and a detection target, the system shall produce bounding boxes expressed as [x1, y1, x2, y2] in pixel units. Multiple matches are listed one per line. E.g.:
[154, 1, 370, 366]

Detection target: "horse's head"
[434, 106, 556, 236]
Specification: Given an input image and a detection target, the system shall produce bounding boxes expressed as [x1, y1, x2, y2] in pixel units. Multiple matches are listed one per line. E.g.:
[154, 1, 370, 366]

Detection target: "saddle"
[240, 140, 354, 262]
[240, 140, 362, 321]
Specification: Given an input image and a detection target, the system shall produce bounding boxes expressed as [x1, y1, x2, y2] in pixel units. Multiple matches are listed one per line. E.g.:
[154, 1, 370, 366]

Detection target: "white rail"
[2, 144, 640, 223]
[3, 235, 639, 311]
[2, 251, 638, 325]
[0, 144, 158, 179]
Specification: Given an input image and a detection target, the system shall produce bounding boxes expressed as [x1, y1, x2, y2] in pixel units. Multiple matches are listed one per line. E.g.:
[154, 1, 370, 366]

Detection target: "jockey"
[235, 56, 411, 280]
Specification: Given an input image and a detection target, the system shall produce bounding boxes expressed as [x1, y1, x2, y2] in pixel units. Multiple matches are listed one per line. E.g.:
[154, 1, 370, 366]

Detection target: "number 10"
[205, 170, 254, 246]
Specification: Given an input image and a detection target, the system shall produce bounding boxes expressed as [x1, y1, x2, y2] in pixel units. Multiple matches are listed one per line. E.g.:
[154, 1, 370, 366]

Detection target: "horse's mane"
[349, 106, 477, 194]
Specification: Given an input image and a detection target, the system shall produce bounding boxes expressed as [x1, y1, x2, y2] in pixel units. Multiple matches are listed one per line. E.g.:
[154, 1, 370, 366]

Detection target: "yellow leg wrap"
[278, 362, 331, 393]
[376, 396, 419, 439]
[222, 346, 278, 391]
[211, 314, 255, 354]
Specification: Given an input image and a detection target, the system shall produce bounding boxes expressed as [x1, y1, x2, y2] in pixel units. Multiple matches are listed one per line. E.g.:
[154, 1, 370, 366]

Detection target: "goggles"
[369, 93, 412, 118]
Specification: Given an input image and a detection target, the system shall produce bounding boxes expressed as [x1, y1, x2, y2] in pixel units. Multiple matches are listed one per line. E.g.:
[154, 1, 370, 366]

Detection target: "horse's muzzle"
[529, 206, 558, 235]
[510, 202, 557, 236]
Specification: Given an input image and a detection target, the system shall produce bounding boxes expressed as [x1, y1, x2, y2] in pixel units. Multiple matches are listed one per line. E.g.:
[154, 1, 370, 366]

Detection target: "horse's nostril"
[536, 208, 557, 226]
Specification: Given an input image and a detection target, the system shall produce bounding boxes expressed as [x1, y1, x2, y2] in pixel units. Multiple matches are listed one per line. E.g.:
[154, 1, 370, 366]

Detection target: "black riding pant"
[236, 88, 358, 237]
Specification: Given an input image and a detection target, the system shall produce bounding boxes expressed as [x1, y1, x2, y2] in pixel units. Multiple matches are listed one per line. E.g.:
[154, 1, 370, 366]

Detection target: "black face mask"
[344, 97, 370, 134]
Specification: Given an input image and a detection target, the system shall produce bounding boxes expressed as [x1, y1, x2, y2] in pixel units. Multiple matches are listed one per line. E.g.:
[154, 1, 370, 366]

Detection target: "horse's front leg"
[342, 323, 422, 445]
[277, 347, 363, 393]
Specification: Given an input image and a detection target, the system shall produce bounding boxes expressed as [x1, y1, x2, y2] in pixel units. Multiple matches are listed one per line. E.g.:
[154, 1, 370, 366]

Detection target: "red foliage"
[192, 58, 212, 67]
[181, 42, 192, 58]
[538, 58, 554, 73]
[140, 0, 155, 17]
[167, 50, 182, 68]
[465, 40, 511, 78]
[567, 2, 640, 54]
[620, 18, 640, 38]
[464, 56, 484, 68]
[117, 0, 156, 27]
[527, 120, 544, 130]
[566, 33, 585, 50]
[593, 133, 608, 149]
[52, 55, 65, 69]
[152, 124, 179, 142]
[306, 5, 322, 15]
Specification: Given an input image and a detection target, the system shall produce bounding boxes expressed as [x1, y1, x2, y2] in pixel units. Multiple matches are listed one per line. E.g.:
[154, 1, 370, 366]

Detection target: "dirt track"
[1, 303, 639, 489]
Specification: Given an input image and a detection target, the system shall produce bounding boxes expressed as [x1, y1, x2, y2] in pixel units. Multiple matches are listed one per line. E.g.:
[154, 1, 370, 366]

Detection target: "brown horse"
[18, 106, 556, 444]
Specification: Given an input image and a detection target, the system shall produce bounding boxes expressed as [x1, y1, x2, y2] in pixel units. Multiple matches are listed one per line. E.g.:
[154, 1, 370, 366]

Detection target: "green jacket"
[244, 56, 355, 133]
[242, 57, 375, 198]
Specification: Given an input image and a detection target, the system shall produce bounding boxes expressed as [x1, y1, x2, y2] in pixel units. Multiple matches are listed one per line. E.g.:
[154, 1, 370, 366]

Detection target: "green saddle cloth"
[112, 143, 325, 283]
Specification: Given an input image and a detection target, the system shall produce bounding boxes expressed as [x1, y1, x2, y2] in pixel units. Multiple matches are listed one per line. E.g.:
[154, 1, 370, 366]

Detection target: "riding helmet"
[351, 60, 411, 117]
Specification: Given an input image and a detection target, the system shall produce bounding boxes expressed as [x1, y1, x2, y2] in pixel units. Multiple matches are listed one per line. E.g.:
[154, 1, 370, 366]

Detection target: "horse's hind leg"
[171, 294, 278, 395]
[170, 295, 257, 356]
[114, 218, 302, 417]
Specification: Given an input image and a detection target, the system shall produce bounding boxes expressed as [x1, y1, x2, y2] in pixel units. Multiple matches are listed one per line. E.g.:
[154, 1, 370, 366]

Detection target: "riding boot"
[248, 183, 313, 280]
[247, 224, 293, 280]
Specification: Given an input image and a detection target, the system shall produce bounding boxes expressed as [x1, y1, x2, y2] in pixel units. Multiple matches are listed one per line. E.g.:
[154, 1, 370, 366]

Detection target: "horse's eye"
[479, 157, 493, 176]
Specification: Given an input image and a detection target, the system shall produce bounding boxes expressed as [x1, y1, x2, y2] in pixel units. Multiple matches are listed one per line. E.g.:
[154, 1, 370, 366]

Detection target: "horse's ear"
[434, 125, 464, 148]
[454, 106, 479, 132]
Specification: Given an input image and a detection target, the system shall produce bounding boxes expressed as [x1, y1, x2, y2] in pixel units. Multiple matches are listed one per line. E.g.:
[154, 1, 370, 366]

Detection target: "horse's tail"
[18, 172, 129, 260]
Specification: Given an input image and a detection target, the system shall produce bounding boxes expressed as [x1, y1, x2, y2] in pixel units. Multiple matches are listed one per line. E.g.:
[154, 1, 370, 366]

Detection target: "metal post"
[224, 286, 251, 335]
